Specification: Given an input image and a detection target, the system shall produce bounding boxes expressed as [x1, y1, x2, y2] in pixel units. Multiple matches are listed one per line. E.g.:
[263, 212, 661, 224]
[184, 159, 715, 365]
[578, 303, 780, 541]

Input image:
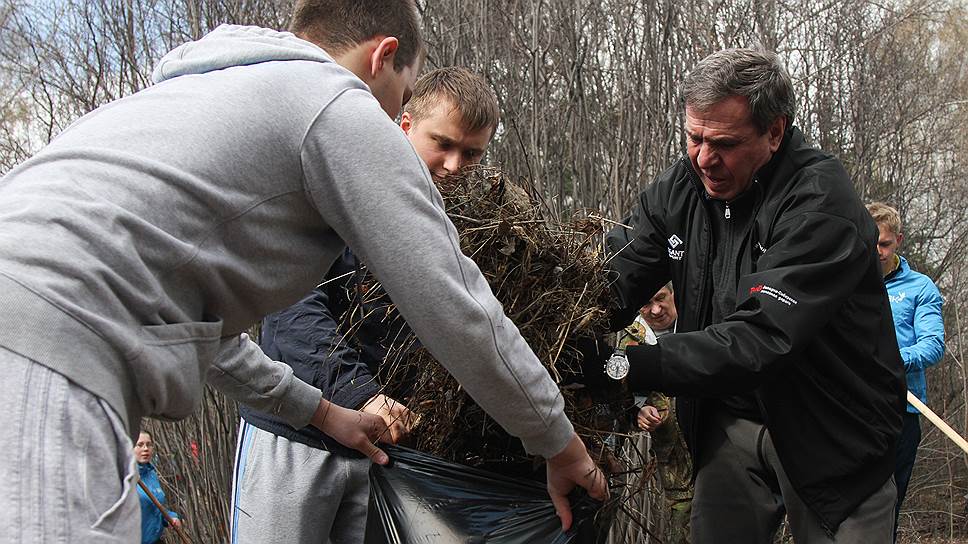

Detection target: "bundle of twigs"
[339, 166, 637, 476]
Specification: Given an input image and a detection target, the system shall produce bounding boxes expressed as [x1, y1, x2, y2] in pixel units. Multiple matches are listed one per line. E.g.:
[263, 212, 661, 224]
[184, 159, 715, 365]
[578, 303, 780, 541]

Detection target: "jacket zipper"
[683, 158, 714, 473]
[724, 202, 731, 219]
[680, 157, 713, 324]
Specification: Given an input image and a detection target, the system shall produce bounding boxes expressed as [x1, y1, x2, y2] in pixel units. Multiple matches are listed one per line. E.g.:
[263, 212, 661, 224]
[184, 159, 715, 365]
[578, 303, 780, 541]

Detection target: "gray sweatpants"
[691, 409, 896, 543]
[0, 345, 140, 543]
[230, 418, 371, 544]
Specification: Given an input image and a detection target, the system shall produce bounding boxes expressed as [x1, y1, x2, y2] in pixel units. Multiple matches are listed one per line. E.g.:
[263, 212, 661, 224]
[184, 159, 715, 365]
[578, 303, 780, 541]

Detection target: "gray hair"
[682, 48, 796, 133]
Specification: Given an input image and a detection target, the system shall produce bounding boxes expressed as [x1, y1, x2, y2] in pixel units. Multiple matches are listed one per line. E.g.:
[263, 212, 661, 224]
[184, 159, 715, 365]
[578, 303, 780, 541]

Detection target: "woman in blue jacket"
[135, 431, 181, 544]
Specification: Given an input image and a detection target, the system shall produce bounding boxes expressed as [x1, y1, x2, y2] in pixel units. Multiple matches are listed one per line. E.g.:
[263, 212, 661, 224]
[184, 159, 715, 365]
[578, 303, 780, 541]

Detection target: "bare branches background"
[1, 0, 965, 541]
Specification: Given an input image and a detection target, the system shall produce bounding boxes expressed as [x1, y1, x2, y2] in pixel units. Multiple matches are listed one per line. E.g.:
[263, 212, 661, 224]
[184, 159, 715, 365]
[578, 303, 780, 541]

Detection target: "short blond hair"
[404, 67, 499, 134]
[866, 202, 902, 235]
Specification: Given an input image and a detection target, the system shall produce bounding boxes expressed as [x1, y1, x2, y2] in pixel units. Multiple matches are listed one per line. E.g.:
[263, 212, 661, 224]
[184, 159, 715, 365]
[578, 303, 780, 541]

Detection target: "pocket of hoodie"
[131, 317, 224, 420]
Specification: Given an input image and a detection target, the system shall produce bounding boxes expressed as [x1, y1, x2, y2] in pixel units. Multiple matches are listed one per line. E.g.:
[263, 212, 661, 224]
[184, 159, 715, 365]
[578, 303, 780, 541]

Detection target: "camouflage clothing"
[618, 316, 656, 350]
[648, 391, 692, 544]
[624, 318, 693, 544]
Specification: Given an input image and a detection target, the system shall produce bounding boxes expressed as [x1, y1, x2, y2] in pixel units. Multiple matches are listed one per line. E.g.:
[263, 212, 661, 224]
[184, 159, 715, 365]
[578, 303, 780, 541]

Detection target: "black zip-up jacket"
[605, 127, 905, 532]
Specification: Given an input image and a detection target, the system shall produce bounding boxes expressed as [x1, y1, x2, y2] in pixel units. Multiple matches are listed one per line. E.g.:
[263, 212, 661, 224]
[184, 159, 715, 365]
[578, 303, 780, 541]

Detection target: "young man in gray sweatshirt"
[0, 1, 605, 540]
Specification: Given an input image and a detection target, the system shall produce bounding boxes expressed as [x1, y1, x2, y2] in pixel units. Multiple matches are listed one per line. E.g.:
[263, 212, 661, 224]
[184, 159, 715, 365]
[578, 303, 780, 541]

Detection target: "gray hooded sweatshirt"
[0, 25, 572, 458]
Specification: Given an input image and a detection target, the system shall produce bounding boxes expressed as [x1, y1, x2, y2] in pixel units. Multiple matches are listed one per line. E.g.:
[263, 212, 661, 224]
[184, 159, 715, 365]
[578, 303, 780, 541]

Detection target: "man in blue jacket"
[231, 67, 502, 544]
[867, 202, 946, 540]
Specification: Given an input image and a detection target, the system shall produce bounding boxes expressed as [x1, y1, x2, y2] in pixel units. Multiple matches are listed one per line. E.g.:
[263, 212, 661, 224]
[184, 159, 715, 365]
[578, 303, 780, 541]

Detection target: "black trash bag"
[364, 445, 601, 544]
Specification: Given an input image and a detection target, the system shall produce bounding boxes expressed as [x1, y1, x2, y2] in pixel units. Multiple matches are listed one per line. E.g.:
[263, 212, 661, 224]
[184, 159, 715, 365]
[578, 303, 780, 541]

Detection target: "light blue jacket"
[137, 462, 178, 544]
[886, 256, 945, 413]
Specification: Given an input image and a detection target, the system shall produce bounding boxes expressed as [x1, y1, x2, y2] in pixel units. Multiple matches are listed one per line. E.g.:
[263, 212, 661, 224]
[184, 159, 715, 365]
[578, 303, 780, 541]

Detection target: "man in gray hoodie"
[0, 1, 605, 541]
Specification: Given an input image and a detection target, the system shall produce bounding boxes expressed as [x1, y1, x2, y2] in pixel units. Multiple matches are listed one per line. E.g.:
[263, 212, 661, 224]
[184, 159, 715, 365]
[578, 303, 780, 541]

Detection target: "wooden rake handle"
[137, 479, 192, 544]
[907, 390, 968, 456]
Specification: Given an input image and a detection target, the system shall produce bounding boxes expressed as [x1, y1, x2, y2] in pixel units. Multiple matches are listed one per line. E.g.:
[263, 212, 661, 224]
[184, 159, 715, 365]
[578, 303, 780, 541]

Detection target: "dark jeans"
[893, 412, 922, 540]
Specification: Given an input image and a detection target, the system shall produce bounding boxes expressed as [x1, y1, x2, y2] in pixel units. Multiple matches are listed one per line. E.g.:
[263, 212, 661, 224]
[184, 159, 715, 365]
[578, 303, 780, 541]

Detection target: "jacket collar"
[753, 126, 796, 186]
[885, 255, 909, 283]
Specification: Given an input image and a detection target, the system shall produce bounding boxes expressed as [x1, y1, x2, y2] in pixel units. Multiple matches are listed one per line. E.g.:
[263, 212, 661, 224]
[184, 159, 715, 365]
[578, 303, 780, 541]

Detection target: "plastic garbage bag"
[365, 445, 600, 543]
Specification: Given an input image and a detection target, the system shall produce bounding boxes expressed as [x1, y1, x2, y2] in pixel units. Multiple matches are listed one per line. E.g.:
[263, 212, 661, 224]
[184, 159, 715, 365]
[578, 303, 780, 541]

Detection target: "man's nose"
[696, 144, 719, 169]
[444, 152, 462, 174]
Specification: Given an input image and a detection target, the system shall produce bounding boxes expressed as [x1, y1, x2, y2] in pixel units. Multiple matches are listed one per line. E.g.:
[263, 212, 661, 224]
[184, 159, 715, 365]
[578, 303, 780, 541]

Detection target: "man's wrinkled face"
[685, 96, 784, 202]
[876, 223, 902, 276]
[639, 286, 677, 331]
[402, 100, 494, 180]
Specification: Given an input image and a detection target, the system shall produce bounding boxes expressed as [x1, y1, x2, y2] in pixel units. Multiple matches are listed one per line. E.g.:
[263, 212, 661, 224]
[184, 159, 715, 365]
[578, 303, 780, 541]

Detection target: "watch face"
[605, 353, 629, 380]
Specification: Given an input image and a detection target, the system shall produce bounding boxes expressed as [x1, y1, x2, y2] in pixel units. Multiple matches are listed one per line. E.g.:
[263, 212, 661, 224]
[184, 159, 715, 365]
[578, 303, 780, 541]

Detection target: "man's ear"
[897, 232, 904, 247]
[767, 115, 786, 152]
[400, 111, 414, 135]
[368, 36, 399, 78]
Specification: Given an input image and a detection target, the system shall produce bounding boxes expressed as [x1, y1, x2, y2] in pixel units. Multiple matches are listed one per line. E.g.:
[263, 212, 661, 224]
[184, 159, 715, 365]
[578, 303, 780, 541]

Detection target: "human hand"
[311, 398, 390, 465]
[546, 433, 609, 531]
[170, 518, 182, 529]
[636, 405, 663, 432]
[362, 393, 415, 444]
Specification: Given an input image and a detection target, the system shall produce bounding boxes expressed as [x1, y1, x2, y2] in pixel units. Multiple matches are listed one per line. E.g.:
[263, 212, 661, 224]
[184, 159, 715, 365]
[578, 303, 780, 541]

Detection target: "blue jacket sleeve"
[900, 282, 945, 371]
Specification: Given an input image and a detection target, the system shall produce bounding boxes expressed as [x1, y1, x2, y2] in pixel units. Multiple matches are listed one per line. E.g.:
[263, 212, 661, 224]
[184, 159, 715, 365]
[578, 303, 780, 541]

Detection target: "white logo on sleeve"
[749, 284, 798, 306]
[668, 234, 685, 260]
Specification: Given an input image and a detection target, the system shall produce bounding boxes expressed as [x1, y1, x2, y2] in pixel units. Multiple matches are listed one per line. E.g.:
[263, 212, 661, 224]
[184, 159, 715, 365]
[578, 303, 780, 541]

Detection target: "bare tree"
[1, 0, 965, 540]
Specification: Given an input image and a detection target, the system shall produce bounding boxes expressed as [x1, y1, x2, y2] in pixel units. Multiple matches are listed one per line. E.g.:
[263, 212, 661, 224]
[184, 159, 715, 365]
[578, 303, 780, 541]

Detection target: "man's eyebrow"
[686, 130, 743, 145]
[429, 133, 485, 155]
[431, 133, 455, 144]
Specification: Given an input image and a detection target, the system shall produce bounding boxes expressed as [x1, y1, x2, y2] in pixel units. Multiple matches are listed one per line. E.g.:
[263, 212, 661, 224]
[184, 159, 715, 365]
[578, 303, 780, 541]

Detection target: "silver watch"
[604, 352, 630, 380]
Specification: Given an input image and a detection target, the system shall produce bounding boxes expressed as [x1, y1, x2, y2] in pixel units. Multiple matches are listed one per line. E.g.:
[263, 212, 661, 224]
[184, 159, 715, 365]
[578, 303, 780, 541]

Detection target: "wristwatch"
[604, 351, 630, 380]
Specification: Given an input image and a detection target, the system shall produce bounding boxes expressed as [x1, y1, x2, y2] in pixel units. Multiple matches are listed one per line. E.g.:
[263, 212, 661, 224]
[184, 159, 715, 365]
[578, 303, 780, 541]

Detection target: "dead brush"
[338, 165, 645, 493]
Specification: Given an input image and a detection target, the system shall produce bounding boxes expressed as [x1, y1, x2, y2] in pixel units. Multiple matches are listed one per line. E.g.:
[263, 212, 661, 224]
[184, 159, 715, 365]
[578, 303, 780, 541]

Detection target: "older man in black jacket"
[599, 49, 904, 542]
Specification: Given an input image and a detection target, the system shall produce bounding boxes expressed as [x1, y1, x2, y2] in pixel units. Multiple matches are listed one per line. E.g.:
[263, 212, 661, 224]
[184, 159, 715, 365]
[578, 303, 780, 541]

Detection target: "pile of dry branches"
[340, 166, 637, 476]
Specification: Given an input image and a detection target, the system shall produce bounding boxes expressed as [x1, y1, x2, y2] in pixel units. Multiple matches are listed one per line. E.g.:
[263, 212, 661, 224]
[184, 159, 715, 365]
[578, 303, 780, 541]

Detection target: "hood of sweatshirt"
[152, 24, 335, 84]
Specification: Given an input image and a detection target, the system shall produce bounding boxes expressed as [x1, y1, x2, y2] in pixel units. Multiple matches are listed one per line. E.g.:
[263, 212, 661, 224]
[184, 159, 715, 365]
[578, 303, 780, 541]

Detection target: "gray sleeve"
[299, 89, 574, 458]
[207, 333, 322, 429]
